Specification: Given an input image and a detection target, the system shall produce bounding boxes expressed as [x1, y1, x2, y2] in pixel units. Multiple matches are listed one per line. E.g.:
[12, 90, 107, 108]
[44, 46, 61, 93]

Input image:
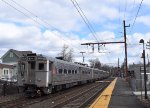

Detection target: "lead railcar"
[17, 53, 109, 97]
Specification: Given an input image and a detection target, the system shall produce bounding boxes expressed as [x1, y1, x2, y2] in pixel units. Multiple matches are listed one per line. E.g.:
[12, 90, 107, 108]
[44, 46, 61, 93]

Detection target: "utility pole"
[80, 52, 85, 63]
[81, 20, 129, 79]
[123, 20, 130, 78]
[143, 43, 147, 99]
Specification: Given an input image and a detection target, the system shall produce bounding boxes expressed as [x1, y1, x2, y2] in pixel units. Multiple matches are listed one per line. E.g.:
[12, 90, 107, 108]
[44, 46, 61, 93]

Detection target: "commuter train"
[17, 53, 109, 97]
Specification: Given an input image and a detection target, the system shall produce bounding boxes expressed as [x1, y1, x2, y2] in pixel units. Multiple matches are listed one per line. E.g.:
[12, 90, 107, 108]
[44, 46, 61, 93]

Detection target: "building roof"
[1, 49, 32, 59]
[0, 63, 13, 69]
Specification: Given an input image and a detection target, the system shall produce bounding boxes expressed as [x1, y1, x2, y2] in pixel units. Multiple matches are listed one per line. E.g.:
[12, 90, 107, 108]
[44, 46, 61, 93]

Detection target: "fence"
[0, 80, 19, 96]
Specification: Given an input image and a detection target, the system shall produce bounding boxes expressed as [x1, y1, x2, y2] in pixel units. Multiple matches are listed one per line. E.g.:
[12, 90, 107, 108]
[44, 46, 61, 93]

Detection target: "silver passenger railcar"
[17, 53, 109, 97]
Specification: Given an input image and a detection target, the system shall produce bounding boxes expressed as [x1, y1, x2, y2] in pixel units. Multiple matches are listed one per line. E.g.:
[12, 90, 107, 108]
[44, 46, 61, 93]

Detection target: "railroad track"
[26, 77, 114, 108]
[0, 81, 100, 108]
[23, 82, 102, 108]
[52, 79, 112, 108]
[62, 83, 109, 108]
[0, 77, 114, 108]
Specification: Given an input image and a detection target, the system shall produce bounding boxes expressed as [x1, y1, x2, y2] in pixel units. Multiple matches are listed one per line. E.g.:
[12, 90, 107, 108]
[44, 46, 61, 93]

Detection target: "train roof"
[22, 53, 108, 72]
[39, 54, 103, 70]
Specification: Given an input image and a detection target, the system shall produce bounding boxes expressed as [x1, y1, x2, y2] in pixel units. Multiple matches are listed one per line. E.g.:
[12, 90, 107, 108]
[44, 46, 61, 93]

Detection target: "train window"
[64, 69, 67, 74]
[49, 63, 52, 70]
[59, 69, 63, 74]
[39, 63, 44, 70]
[20, 63, 25, 70]
[29, 62, 35, 69]
[82, 71, 84, 74]
[75, 70, 77, 74]
[72, 70, 74, 74]
[68, 70, 71, 74]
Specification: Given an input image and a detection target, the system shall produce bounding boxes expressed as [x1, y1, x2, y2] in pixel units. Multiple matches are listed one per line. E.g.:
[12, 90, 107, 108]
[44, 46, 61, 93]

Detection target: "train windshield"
[38, 63, 45, 70]
[27, 61, 46, 71]
[28, 61, 36, 70]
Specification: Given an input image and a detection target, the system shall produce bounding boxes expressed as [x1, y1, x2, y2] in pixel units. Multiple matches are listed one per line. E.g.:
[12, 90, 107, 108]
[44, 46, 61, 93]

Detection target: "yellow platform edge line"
[89, 78, 117, 108]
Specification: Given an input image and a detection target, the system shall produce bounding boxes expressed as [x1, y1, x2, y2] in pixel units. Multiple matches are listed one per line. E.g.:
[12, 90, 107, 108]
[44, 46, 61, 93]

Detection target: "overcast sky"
[0, 0, 150, 66]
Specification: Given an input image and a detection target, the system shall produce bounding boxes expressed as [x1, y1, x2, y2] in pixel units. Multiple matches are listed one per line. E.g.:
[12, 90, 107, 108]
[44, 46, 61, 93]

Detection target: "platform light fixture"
[139, 39, 148, 99]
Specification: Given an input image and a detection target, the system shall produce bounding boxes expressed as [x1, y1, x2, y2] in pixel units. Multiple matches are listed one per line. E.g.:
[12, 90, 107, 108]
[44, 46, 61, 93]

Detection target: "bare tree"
[58, 44, 74, 62]
[67, 48, 74, 62]
[89, 58, 113, 72]
[101, 64, 111, 71]
[89, 58, 101, 69]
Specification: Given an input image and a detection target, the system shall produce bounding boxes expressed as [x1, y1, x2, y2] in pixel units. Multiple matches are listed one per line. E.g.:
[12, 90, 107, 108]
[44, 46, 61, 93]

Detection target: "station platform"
[90, 77, 146, 108]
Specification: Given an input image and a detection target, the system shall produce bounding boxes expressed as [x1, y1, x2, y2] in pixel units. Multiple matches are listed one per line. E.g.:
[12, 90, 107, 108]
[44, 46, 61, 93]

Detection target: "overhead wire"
[73, 0, 101, 41]
[118, 0, 122, 33]
[129, 0, 144, 34]
[70, 0, 100, 42]
[71, 0, 126, 61]
[2, 0, 128, 63]
[1, 0, 85, 57]
[1, 0, 42, 26]
[70, 0, 104, 60]
[70, 0, 116, 61]
[125, 0, 138, 23]
[11, 0, 88, 59]
[10, 0, 57, 30]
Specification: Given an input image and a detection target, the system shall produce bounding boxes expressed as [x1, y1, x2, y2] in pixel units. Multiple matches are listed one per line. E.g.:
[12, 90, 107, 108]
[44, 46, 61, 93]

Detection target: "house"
[0, 63, 14, 80]
[1, 49, 32, 78]
[1, 49, 32, 64]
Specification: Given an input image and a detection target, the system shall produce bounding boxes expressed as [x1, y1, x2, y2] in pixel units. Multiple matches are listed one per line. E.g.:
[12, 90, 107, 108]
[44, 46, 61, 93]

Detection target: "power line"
[70, 0, 100, 42]
[11, 0, 91, 55]
[1, 0, 42, 26]
[73, 0, 100, 41]
[70, 0, 99, 42]
[10, 0, 56, 30]
[118, 0, 122, 32]
[11, 0, 37, 17]
[129, 0, 144, 33]
[1, 0, 85, 55]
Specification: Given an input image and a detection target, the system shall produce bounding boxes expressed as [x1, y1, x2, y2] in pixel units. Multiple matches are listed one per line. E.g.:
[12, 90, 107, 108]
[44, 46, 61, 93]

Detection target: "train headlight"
[21, 57, 27, 60]
[37, 57, 44, 60]
[37, 79, 41, 82]
[28, 57, 35, 60]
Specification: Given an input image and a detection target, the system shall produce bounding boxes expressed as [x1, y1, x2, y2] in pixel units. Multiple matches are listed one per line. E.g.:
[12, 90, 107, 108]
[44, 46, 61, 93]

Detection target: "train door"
[35, 60, 52, 87]
[27, 61, 36, 84]
[18, 61, 26, 86]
